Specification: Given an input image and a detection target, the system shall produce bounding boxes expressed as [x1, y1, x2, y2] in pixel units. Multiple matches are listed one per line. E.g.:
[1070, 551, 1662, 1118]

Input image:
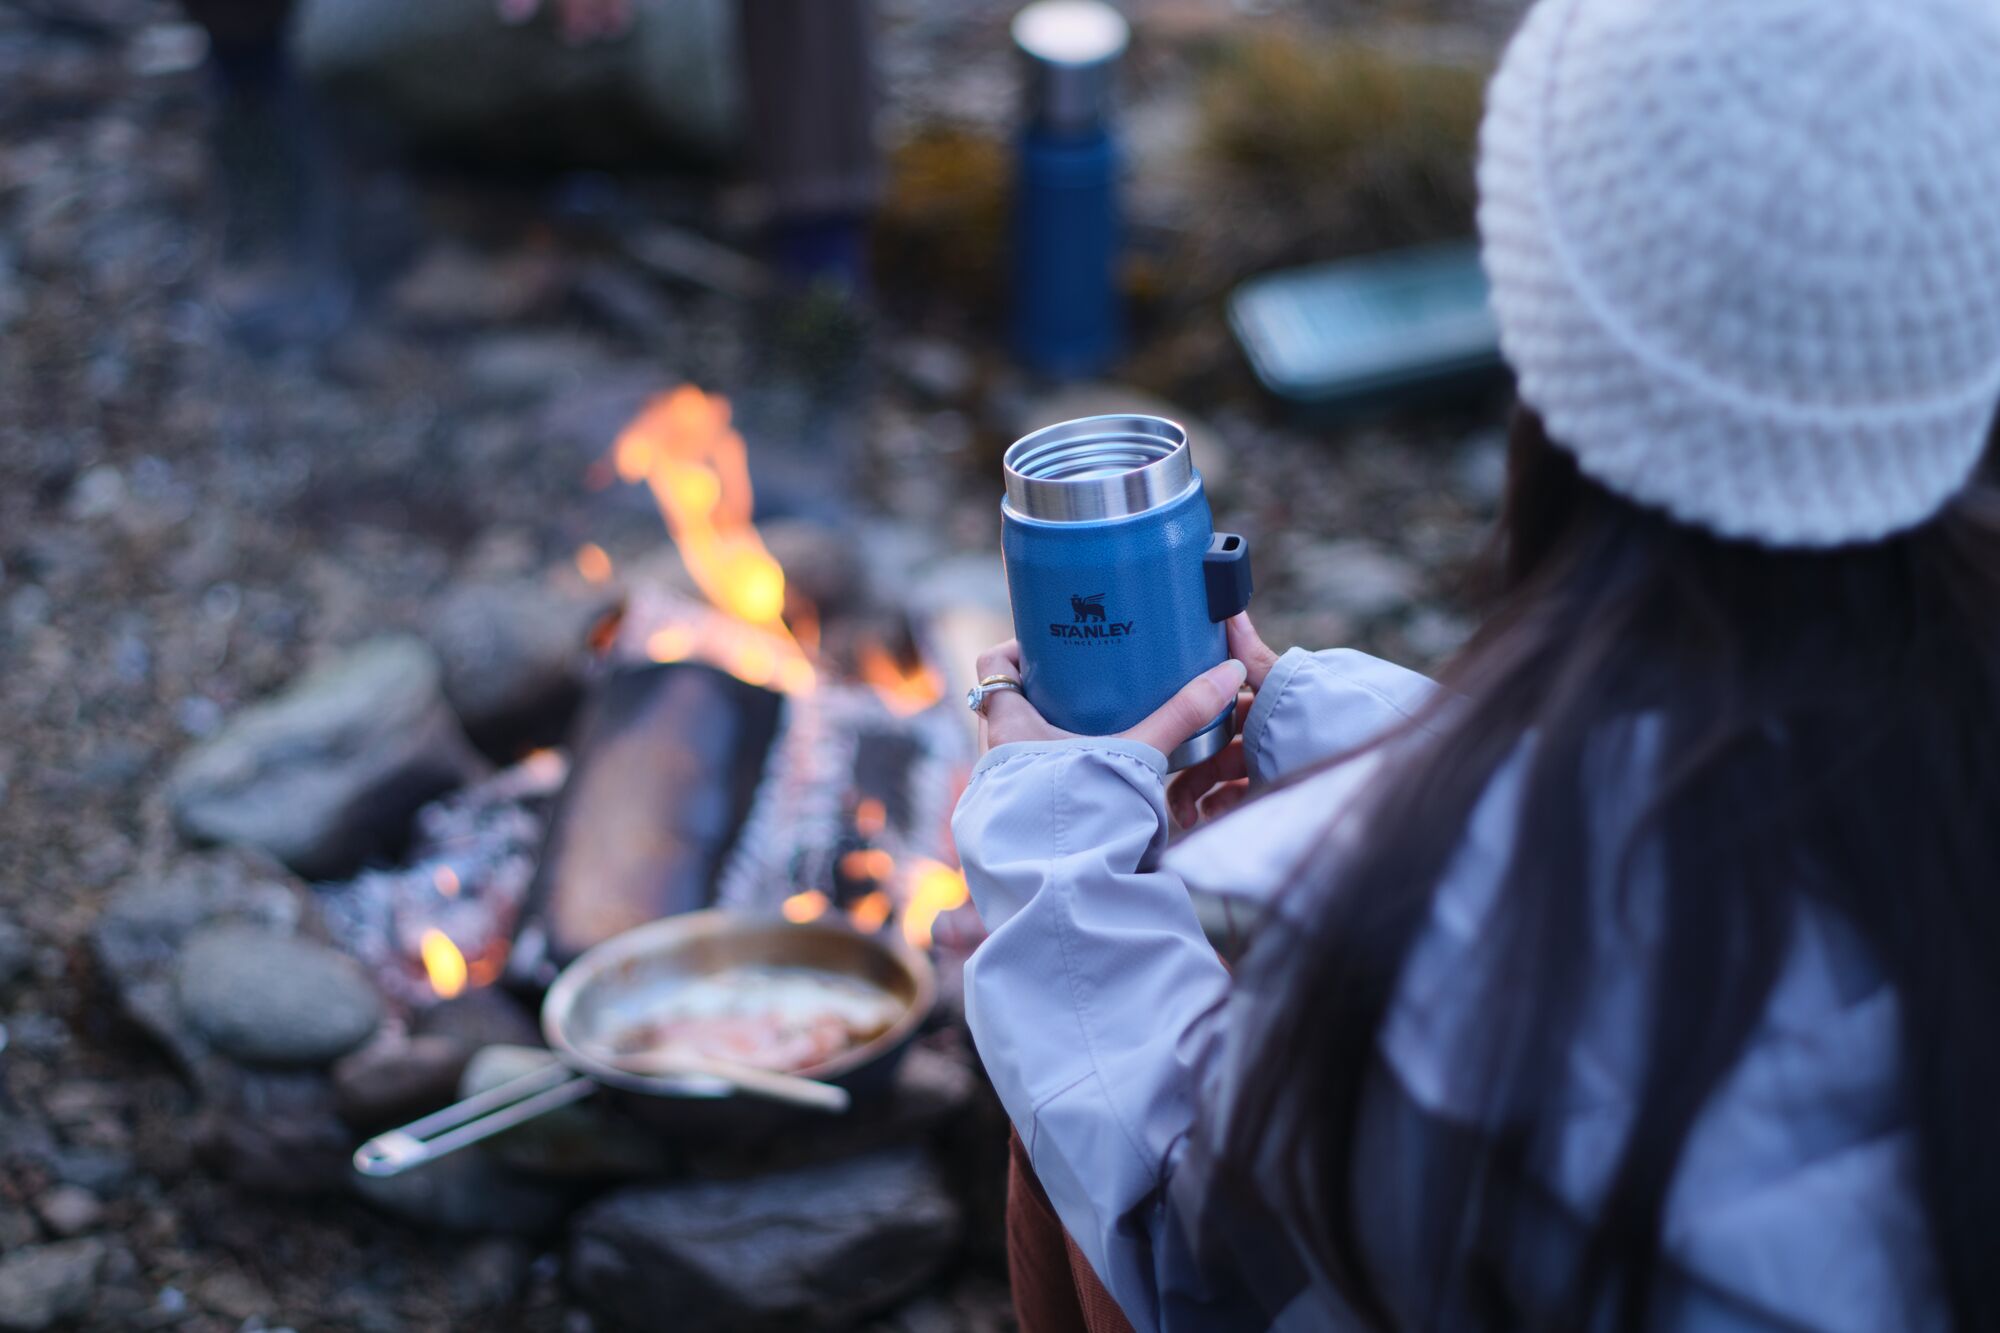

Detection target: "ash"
[318, 753, 568, 1007]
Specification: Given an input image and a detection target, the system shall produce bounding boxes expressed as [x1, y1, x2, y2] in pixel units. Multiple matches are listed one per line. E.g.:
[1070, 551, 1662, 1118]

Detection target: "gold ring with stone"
[966, 674, 1024, 714]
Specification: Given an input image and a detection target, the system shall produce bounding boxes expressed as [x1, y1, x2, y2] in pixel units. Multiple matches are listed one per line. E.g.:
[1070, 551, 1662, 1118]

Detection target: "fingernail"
[1221, 658, 1248, 688]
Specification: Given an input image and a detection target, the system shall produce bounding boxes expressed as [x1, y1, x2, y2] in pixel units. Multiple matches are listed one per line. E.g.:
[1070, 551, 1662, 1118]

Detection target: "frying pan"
[353, 911, 936, 1178]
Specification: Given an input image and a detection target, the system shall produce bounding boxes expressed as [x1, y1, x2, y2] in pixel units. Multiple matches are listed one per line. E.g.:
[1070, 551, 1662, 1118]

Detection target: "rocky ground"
[0, 0, 1518, 1328]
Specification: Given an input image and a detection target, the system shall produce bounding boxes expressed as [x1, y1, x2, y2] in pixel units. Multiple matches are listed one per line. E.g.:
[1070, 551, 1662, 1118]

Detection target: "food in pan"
[608, 965, 903, 1073]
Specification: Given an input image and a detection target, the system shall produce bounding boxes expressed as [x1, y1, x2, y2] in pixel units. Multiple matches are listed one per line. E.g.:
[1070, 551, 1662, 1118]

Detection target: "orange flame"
[420, 929, 468, 1000]
[847, 890, 893, 932]
[782, 889, 831, 923]
[575, 543, 614, 584]
[467, 942, 509, 989]
[616, 388, 788, 629]
[854, 798, 887, 837]
[612, 386, 820, 695]
[520, 748, 567, 782]
[839, 848, 896, 883]
[647, 625, 696, 664]
[901, 860, 970, 950]
[856, 641, 945, 716]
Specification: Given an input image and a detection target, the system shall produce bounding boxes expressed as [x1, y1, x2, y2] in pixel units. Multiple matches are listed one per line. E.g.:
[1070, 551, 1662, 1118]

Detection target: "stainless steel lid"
[1012, 0, 1129, 135]
[1003, 414, 1196, 522]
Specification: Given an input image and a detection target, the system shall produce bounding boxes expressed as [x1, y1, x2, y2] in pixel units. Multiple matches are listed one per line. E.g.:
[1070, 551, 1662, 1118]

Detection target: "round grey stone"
[175, 927, 383, 1066]
[568, 1147, 960, 1333]
[164, 634, 487, 879]
[0, 1239, 104, 1332]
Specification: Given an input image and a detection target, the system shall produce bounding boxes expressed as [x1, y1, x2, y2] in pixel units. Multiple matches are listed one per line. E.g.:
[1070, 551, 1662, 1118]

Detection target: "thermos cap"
[1012, 0, 1129, 135]
[1004, 413, 1197, 523]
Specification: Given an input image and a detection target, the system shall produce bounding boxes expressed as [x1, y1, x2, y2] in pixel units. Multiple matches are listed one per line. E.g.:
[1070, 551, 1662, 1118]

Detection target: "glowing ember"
[847, 890, 893, 932]
[839, 847, 896, 883]
[901, 860, 970, 950]
[432, 866, 460, 898]
[575, 543, 614, 584]
[854, 798, 887, 837]
[518, 748, 568, 785]
[420, 929, 469, 999]
[857, 642, 945, 716]
[467, 943, 508, 989]
[782, 889, 831, 923]
[778, 657, 818, 695]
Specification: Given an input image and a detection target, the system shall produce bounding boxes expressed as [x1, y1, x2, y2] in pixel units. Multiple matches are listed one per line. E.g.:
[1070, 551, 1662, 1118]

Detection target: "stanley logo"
[1052, 592, 1134, 641]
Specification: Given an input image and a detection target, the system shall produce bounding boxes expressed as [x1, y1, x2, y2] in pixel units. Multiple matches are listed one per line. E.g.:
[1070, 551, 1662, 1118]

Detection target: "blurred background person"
[176, 0, 641, 345]
[737, 0, 879, 295]
[177, 0, 347, 343]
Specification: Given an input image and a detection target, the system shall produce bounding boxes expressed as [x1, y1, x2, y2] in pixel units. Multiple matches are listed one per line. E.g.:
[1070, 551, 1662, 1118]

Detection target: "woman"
[953, 0, 2000, 1328]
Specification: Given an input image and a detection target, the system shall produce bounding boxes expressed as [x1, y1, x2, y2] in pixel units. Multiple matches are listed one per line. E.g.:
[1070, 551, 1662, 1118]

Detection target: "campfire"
[123, 377, 1003, 1332]
[320, 384, 974, 1008]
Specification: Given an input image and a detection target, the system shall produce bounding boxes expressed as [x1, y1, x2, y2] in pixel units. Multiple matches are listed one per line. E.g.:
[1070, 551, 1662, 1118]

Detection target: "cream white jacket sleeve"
[952, 650, 1433, 1330]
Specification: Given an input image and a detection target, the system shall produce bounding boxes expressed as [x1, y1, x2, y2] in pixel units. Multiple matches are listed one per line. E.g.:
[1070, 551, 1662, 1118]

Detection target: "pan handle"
[351, 1059, 598, 1179]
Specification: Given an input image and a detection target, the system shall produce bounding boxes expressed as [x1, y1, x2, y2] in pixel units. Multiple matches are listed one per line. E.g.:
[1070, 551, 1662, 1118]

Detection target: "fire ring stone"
[175, 926, 384, 1066]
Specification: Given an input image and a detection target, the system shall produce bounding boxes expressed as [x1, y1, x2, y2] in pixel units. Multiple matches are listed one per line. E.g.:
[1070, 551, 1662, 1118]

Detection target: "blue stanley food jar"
[1001, 415, 1254, 769]
[1009, 0, 1129, 379]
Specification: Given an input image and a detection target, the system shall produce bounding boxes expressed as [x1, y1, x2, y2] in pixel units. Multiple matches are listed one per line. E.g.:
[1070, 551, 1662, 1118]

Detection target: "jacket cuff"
[1240, 646, 1316, 784]
[971, 736, 1170, 780]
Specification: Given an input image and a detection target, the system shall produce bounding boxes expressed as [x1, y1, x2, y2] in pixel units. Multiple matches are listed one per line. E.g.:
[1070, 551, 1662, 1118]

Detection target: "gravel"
[0, 1240, 106, 1332]
[31, 1186, 103, 1238]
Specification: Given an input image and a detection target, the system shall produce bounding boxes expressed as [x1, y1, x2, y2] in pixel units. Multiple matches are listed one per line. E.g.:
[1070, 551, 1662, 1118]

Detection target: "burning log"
[510, 663, 784, 981]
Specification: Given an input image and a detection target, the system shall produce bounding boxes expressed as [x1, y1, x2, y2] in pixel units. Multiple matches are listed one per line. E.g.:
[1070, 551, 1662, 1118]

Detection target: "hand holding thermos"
[976, 612, 1280, 828]
[972, 413, 1264, 823]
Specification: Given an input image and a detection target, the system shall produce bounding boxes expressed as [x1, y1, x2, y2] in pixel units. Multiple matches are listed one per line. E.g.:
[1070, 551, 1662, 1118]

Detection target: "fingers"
[972, 640, 1068, 752]
[1167, 735, 1246, 827]
[1123, 659, 1248, 758]
[980, 686, 1069, 750]
[974, 639, 1022, 683]
[1226, 613, 1281, 691]
[1198, 778, 1252, 823]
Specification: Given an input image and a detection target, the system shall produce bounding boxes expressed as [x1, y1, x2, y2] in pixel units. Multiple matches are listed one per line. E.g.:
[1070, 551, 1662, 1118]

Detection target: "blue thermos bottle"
[1010, 1, 1128, 379]
[1000, 415, 1254, 769]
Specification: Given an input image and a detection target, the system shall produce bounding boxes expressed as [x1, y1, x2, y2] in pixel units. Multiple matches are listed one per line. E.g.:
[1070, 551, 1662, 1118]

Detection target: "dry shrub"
[869, 127, 1011, 318]
[1197, 36, 1486, 259]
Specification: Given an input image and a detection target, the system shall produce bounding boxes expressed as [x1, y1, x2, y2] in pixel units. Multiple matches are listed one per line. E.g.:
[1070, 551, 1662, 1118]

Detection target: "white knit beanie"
[1478, 0, 2000, 547]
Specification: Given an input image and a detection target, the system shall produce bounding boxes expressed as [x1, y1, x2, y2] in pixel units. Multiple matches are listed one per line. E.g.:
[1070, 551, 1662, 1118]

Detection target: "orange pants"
[1007, 1131, 1137, 1333]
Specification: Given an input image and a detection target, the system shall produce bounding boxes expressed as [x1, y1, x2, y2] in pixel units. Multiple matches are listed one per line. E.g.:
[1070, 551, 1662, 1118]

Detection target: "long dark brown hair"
[1219, 408, 2000, 1327]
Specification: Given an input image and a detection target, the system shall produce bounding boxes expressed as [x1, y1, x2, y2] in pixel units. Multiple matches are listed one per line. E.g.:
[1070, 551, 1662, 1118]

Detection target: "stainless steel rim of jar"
[1003, 414, 1197, 523]
[1166, 710, 1232, 771]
